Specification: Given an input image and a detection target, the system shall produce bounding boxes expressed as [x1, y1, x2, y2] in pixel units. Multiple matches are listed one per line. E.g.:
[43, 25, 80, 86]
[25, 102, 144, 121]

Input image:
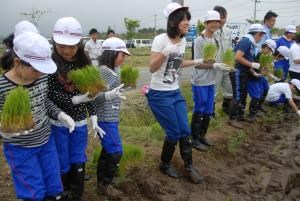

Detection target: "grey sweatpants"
[215, 70, 233, 98]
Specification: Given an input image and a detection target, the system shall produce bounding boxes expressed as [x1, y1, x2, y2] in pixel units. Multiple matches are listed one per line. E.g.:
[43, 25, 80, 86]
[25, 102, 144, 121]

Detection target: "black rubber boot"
[247, 98, 259, 122]
[257, 91, 268, 113]
[159, 138, 179, 178]
[222, 98, 232, 115]
[97, 149, 109, 186]
[191, 113, 208, 151]
[61, 172, 70, 191]
[199, 115, 214, 146]
[45, 194, 64, 201]
[103, 152, 122, 185]
[69, 163, 85, 201]
[179, 136, 204, 184]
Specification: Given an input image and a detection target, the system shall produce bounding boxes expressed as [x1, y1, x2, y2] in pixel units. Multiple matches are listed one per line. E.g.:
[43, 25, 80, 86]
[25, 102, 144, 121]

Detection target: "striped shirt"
[0, 74, 61, 147]
[48, 61, 96, 122]
[95, 65, 121, 122]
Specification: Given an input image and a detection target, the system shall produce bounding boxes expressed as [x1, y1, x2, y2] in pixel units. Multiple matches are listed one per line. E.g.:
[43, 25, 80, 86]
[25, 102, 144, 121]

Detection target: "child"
[48, 17, 102, 201]
[265, 79, 300, 116]
[273, 46, 291, 81]
[191, 10, 231, 152]
[72, 37, 128, 193]
[0, 32, 74, 201]
[246, 39, 276, 120]
[146, 2, 203, 184]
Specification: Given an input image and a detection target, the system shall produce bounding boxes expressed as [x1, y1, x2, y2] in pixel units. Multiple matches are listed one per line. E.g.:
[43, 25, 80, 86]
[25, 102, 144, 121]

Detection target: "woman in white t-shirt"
[289, 33, 300, 80]
[146, 2, 203, 184]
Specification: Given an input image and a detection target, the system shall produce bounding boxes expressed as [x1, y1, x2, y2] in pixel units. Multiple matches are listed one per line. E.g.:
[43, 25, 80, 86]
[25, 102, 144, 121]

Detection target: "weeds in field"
[227, 130, 247, 154]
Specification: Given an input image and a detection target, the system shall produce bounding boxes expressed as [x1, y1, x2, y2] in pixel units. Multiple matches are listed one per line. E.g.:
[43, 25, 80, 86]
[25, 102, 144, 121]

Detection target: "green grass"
[227, 130, 247, 154]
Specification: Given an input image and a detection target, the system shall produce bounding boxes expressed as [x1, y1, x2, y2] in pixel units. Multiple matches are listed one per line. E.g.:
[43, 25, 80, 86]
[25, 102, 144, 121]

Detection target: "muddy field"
[1, 113, 300, 201]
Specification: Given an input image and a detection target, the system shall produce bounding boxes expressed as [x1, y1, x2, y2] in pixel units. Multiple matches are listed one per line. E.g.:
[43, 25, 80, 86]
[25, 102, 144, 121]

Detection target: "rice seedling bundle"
[68, 65, 106, 97]
[0, 86, 35, 133]
[203, 43, 217, 63]
[222, 48, 235, 71]
[121, 65, 139, 87]
[259, 54, 274, 75]
[274, 68, 284, 79]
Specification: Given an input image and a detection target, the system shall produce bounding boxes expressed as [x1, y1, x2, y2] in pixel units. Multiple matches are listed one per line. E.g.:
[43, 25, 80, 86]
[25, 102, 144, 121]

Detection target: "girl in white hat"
[0, 31, 74, 201]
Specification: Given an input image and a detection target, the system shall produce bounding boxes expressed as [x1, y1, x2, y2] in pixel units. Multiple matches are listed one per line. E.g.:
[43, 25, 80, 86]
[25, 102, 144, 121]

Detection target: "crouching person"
[265, 79, 300, 115]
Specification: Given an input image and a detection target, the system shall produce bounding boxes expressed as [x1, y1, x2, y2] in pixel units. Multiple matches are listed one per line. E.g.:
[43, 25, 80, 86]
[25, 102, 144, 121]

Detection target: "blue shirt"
[276, 36, 293, 49]
[235, 37, 256, 71]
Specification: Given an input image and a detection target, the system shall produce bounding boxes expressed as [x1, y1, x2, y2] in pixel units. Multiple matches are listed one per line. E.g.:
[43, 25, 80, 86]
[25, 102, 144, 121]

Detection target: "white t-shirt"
[84, 39, 102, 65]
[266, 83, 292, 102]
[150, 33, 186, 91]
[289, 42, 300, 73]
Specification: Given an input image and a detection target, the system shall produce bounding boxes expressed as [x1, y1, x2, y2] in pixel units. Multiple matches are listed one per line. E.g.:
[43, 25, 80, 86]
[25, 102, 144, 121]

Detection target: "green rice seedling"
[68, 65, 106, 97]
[121, 65, 139, 87]
[118, 144, 144, 178]
[227, 130, 246, 154]
[259, 54, 273, 75]
[203, 43, 217, 63]
[222, 48, 235, 71]
[274, 69, 284, 80]
[0, 86, 35, 133]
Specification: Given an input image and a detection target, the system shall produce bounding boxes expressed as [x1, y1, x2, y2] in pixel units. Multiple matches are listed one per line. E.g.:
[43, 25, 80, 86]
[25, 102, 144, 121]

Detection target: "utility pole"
[20, 8, 50, 27]
[252, 0, 261, 23]
[154, 14, 157, 36]
[172, 0, 184, 6]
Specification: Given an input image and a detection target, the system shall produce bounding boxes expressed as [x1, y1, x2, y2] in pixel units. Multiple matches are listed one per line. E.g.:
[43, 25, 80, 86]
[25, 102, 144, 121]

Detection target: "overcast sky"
[1, 0, 299, 38]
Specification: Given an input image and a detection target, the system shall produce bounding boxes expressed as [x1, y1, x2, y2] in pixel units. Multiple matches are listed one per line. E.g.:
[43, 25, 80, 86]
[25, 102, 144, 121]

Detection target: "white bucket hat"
[102, 37, 131, 55]
[163, 2, 189, 18]
[204, 10, 220, 22]
[277, 46, 290, 60]
[290, 79, 300, 91]
[13, 32, 57, 74]
[14, 20, 39, 37]
[53, 17, 82, 45]
[264, 39, 276, 53]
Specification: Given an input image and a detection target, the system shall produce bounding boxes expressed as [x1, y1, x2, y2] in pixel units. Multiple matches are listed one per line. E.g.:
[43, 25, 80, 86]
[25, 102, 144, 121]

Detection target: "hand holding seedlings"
[89, 115, 106, 138]
[58, 112, 75, 133]
[71, 92, 95, 104]
[269, 73, 281, 82]
[251, 62, 260, 69]
[213, 63, 231, 71]
[0, 126, 34, 138]
[105, 84, 126, 101]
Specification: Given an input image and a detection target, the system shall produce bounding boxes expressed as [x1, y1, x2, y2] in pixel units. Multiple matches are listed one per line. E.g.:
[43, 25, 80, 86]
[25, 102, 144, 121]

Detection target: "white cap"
[277, 46, 290, 60]
[264, 39, 276, 53]
[14, 20, 39, 37]
[13, 32, 57, 74]
[163, 2, 188, 18]
[53, 17, 82, 45]
[204, 10, 220, 22]
[102, 37, 131, 55]
[285, 25, 296, 33]
[290, 79, 300, 91]
[248, 24, 267, 34]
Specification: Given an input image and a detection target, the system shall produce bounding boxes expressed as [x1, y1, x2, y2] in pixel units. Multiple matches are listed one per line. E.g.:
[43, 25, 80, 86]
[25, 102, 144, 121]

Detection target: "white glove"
[269, 73, 281, 82]
[213, 63, 231, 71]
[90, 115, 106, 138]
[297, 110, 300, 116]
[252, 71, 262, 77]
[193, 59, 203, 65]
[72, 92, 95, 105]
[105, 84, 126, 101]
[251, 62, 260, 69]
[161, 44, 180, 57]
[58, 112, 75, 133]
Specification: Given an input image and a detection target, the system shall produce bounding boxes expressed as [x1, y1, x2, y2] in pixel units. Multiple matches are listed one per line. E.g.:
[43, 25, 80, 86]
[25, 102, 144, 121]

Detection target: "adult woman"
[146, 2, 203, 184]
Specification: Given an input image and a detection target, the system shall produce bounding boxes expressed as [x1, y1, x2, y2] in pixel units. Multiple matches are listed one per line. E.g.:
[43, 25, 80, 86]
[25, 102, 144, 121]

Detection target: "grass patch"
[227, 130, 247, 154]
